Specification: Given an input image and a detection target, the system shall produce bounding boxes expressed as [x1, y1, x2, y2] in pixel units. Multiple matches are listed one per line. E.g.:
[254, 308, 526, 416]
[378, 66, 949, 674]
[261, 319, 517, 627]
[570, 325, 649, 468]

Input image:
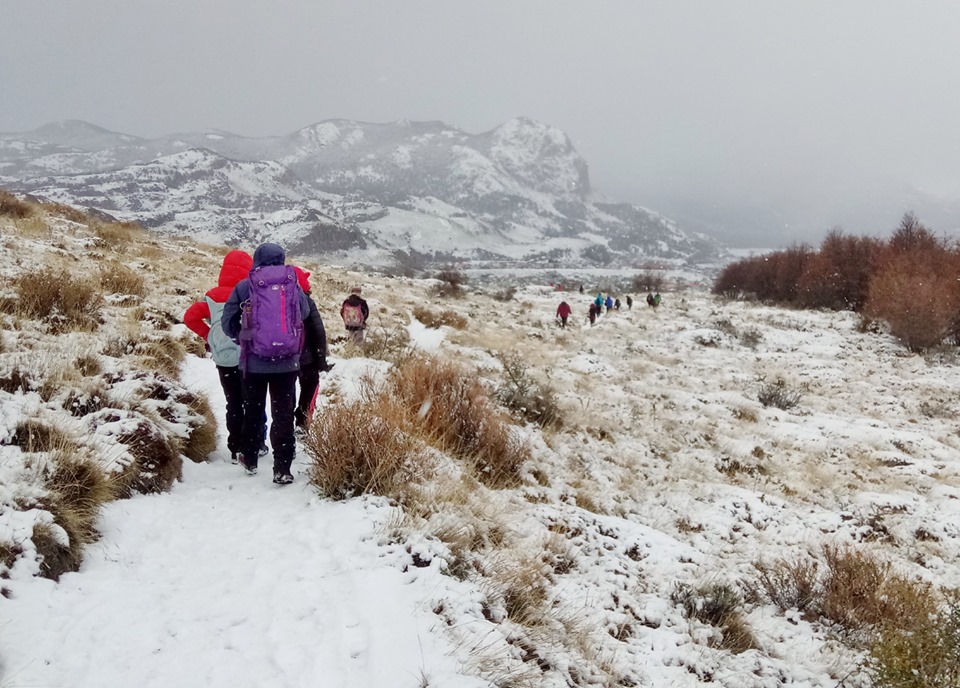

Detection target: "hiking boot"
[258, 443, 269, 458]
[237, 453, 258, 476]
[273, 471, 294, 485]
[230, 452, 239, 465]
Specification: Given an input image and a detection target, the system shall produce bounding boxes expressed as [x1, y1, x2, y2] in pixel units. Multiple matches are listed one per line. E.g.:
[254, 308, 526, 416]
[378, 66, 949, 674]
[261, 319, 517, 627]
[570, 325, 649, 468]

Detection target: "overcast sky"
[4, 1, 959, 246]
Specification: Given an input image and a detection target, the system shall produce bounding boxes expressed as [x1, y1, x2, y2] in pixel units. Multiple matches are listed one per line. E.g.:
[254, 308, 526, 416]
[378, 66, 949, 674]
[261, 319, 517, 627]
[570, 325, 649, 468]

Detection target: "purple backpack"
[240, 265, 304, 360]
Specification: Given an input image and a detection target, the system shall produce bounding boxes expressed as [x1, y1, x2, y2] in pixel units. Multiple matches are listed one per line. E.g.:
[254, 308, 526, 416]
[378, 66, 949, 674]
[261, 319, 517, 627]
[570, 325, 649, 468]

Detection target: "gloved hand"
[320, 360, 335, 373]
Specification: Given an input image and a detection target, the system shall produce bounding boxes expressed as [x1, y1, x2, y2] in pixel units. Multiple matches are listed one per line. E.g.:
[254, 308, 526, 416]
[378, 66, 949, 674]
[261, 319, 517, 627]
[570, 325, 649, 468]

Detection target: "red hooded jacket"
[183, 250, 254, 341]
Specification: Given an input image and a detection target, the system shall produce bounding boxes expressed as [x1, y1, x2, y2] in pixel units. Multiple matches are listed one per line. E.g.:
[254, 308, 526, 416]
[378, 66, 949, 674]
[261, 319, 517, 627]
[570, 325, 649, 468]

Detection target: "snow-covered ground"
[3, 207, 960, 687]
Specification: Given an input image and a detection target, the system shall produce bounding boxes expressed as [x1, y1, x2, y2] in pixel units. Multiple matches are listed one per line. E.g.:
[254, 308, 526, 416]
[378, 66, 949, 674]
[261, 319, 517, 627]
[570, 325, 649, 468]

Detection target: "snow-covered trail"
[2, 357, 480, 688]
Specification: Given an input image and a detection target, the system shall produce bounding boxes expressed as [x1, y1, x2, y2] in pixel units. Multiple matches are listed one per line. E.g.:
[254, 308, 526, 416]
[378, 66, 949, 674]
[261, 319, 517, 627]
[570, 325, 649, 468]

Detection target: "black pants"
[296, 363, 320, 427]
[241, 370, 298, 473]
[217, 365, 244, 454]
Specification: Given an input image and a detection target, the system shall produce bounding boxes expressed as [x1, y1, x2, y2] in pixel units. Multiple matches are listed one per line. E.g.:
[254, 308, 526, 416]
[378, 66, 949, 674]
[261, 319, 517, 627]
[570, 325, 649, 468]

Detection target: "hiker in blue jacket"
[222, 243, 310, 485]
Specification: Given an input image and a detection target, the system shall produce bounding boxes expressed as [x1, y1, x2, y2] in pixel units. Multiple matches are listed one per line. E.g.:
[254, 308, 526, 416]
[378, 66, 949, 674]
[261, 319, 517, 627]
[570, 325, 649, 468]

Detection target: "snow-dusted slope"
[1, 118, 725, 266]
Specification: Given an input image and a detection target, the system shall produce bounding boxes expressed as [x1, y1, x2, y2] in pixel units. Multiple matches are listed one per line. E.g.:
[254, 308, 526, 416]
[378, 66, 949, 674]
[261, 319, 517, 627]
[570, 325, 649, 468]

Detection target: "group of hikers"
[183, 243, 369, 485]
[556, 289, 661, 328]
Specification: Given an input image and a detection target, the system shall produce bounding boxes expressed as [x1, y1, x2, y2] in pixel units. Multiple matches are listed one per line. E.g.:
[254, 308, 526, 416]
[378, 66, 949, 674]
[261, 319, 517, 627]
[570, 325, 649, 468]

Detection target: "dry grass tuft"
[12, 419, 74, 453]
[412, 305, 468, 330]
[113, 413, 183, 496]
[303, 396, 432, 500]
[33, 450, 115, 580]
[92, 221, 145, 246]
[62, 378, 111, 417]
[31, 521, 80, 581]
[74, 352, 103, 377]
[757, 375, 802, 410]
[390, 355, 530, 488]
[135, 336, 187, 378]
[99, 261, 147, 297]
[181, 391, 218, 463]
[9, 270, 103, 331]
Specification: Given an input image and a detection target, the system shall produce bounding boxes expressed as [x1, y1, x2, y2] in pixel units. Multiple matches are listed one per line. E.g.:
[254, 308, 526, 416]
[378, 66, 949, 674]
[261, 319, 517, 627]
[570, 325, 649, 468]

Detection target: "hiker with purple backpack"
[222, 243, 311, 485]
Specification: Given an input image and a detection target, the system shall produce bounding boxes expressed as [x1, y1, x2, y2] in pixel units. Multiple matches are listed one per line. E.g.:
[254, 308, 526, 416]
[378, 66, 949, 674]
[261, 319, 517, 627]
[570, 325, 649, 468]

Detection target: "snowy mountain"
[1, 118, 724, 267]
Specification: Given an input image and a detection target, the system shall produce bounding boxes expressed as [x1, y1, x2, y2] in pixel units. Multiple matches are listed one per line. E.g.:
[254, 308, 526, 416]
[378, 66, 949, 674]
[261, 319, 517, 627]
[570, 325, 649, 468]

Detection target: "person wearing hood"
[292, 266, 330, 430]
[183, 250, 253, 465]
[340, 286, 369, 345]
[222, 243, 311, 485]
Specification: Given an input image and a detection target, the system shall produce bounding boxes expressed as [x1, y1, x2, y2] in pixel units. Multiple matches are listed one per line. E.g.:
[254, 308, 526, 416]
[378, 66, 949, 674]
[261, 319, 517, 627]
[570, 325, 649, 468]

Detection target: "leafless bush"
[492, 286, 517, 302]
[433, 266, 468, 298]
[671, 582, 757, 653]
[495, 352, 562, 429]
[632, 270, 664, 293]
[751, 556, 820, 613]
[757, 375, 802, 410]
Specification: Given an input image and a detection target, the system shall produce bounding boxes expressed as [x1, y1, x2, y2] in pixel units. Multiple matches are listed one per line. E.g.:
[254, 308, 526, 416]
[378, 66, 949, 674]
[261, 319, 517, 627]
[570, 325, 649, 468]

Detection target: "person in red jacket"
[556, 300, 572, 328]
[183, 249, 254, 464]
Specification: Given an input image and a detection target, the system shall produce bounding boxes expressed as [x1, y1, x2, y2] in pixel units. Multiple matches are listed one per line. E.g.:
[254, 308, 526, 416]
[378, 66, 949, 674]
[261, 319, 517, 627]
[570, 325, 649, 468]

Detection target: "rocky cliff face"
[1, 118, 725, 267]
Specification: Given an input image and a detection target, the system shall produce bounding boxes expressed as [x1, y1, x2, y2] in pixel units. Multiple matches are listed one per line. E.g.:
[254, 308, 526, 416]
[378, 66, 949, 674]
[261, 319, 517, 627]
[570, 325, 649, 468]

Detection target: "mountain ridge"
[1, 118, 726, 268]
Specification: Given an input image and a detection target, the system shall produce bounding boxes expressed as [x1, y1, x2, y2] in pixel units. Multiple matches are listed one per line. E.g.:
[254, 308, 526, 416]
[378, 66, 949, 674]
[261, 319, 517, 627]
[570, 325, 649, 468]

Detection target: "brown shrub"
[869, 589, 960, 688]
[0, 190, 33, 218]
[99, 261, 147, 297]
[303, 396, 432, 500]
[495, 352, 562, 429]
[796, 230, 883, 310]
[432, 267, 468, 298]
[864, 248, 960, 351]
[74, 353, 103, 377]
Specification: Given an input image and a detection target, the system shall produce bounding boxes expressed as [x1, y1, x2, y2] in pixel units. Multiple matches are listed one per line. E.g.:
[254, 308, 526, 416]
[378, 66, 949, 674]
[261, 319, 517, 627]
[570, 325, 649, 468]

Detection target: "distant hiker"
[605, 295, 614, 312]
[183, 249, 253, 465]
[626, 295, 633, 310]
[556, 300, 572, 328]
[222, 242, 310, 485]
[341, 286, 369, 345]
[578, 284, 584, 294]
[588, 303, 597, 326]
[293, 267, 330, 431]
[653, 292, 662, 308]
[614, 298, 621, 310]
[646, 292, 656, 307]
[594, 293, 604, 312]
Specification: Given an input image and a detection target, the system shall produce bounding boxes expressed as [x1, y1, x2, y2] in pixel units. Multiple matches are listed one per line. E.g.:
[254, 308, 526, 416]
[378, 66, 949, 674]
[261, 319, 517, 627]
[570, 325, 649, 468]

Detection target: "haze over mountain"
[0, 118, 724, 268]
